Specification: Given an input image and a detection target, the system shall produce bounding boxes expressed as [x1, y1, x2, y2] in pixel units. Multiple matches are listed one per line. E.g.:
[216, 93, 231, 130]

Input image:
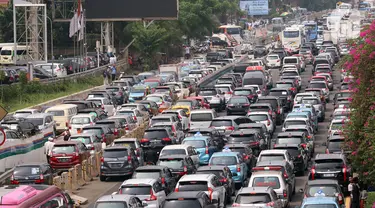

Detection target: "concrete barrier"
[74, 164, 86, 186]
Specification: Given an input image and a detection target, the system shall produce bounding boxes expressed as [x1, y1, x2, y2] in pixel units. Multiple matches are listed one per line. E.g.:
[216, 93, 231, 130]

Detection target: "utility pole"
[29, 0, 40, 60]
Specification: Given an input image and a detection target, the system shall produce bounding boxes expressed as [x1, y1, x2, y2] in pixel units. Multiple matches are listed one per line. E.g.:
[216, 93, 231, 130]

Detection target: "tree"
[130, 23, 168, 71]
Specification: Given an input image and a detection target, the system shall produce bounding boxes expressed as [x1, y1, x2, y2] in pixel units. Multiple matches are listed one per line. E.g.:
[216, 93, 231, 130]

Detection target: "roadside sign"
[0, 128, 6, 146]
[0, 106, 7, 121]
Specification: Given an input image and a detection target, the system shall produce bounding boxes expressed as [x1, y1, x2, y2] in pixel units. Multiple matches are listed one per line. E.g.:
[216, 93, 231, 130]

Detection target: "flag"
[69, 12, 80, 38]
[78, 10, 84, 41]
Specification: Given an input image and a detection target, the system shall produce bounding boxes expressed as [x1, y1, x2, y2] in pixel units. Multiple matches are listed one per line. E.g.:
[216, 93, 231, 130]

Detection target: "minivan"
[242, 72, 267, 94]
[45, 104, 78, 132]
[189, 109, 217, 129]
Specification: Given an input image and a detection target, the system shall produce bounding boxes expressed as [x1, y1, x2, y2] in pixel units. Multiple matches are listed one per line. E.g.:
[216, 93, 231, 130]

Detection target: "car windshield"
[216, 87, 230, 93]
[307, 185, 339, 197]
[71, 117, 90, 124]
[211, 120, 232, 127]
[309, 82, 326, 88]
[252, 176, 281, 189]
[228, 135, 256, 143]
[235, 193, 272, 204]
[14, 166, 41, 176]
[161, 149, 187, 156]
[248, 114, 268, 121]
[210, 156, 237, 166]
[52, 145, 76, 154]
[178, 181, 208, 191]
[95, 202, 128, 208]
[190, 113, 213, 122]
[162, 200, 201, 208]
[120, 185, 151, 195]
[133, 170, 161, 179]
[328, 140, 343, 150]
[103, 149, 128, 158]
[315, 159, 344, 169]
[259, 154, 285, 162]
[131, 89, 145, 93]
[182, 140, 206, 148]
[113, 141, 136, 148]
[157, 159, 184, 169]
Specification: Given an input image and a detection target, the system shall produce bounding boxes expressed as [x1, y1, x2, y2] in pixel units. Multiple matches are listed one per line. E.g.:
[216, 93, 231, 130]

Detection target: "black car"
[33, 67, 56, 79]
[226, 96, 251, 115]
[303, 179, 345, 205]
[206, 52, 221, 62]
[238, 123, 271, 146]
[273, 144, 308, 176]
[326, 136, 351, 156]
[224, 144, 256, 173]
[227, 129, 265, 156]
[275, 132, 311, 156]
[105, 86, 127, 105]
[197, 166, 235, 200]
[254, 45, 268, 58]
[132, 165, 177, 194]
[157, 155, 196, 179]
[11, 163, 54, 185]
[269, 88, 293, 110]
[162, 191, 217, 208]
[186, 128, 226, 149]
[99, 146, 140, 181]
[233, 87, 258, 103]
[257, 96, 285, 125]
[308, 154, 351, 189]
[63, 100, 97, 110]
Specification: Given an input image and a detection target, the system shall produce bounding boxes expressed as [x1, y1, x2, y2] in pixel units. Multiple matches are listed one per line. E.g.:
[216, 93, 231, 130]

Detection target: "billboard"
[240, 0, 269, 16]
[85, 0, 179, 21]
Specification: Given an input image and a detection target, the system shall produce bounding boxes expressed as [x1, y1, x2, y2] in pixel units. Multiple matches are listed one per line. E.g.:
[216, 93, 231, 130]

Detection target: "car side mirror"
[142, 202, 148, 207]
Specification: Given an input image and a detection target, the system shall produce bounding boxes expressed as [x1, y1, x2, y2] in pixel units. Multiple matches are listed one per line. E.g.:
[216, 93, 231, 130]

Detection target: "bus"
[281, 25, 304, 54]
[303, 21, 318, 41]
[359, 1, 371, 11]
[218, 25, 243, 45]
[0, 45, 29, 65]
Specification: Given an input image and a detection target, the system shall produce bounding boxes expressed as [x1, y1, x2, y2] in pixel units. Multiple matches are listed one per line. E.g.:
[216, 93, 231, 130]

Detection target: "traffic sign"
[0, 128, 6, 147]
[0, 106, 8, 121]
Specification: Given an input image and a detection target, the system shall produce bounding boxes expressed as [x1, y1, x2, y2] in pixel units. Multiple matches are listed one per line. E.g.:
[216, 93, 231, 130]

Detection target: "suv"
[197, 166, 235, 198]
[255, 160, 295, 191]
[161, 191, 217, 208]
[174, 174, 226, 208]
[309, 154, 351, 188]
[228, 129, 266, 156]
[257, 150, 294, 171]
[303, 179, 344, 205]
[238, 123, 271, 148]
[273, 144, 308, 176]
[257, 96, 285, 125]
[157, 155, 196, 179]
[100, 146, 140, 181]
[233, 187, 283, 208]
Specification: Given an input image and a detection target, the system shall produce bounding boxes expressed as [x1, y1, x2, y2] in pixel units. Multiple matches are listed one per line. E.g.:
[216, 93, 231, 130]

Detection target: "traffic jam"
[0, 23, 353, 208]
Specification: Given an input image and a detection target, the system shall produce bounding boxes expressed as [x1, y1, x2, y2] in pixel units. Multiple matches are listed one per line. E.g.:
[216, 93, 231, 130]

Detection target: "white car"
[175, 174, 226, 208]
[69, 114, 96, 134]
[214, 84, 234, 103]
[161, 109, 189, 131]
[243, 85, 262, 97]
[189, 109, 217, 129]
[118, 179, 166, 208]
[308, 81, 330, 100]
[247, 111, 275, 135]
[233, 187, 283, 208]
[159, 145, 200, 168]
[293, 92, 315, 105]
[281, 70, 302, 88]
[35, 63, 67, 77]
[328, 119, 347, 139]
[86, 97, 115, 116]
[282, 117, 313, 132]
[13, 108, 40, 120]
[266, 54, 281, 69]
[257, 149, 294, 170]
[165, 82, 190, 99]
[115, 108, 146, 125]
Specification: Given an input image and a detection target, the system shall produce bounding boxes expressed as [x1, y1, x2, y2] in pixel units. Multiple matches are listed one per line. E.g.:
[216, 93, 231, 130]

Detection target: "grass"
[1, 76, 103, 113]
[366, 192, 375, 208]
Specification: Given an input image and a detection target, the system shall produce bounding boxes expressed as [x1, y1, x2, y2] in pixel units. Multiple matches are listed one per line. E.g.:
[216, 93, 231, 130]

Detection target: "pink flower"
[360, 31, 368, 37]
[365, 38, 373, 45]
[356, 78, 361, 85]
[348, 97, 353, 102]
[351, 151, 357, 155]
[370, 51, 375, 59]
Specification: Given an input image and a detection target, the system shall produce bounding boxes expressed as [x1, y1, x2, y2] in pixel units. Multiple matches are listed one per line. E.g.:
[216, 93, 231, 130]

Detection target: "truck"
[159, 64, 180, 80]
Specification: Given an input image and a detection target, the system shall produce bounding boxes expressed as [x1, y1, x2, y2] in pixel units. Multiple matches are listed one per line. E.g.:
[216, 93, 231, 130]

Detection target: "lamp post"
[46, 16, 54, 77]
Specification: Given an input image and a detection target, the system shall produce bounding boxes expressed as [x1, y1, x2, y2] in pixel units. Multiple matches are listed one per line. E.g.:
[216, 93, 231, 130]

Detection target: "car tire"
[100, 176, 106, 182]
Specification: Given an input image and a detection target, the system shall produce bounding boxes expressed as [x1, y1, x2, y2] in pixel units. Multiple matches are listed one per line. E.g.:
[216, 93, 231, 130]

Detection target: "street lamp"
[46, 16, 54, 77]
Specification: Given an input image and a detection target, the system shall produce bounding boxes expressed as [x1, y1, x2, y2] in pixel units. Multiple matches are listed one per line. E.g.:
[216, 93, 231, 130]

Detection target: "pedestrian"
[111, 64, 117, 82]
[44, 137, 54, 163]
[103, 67, 109, 85]
[185, 46, 191, 59]
[349, 177, 361, 208]
[360, 183, 368, 208]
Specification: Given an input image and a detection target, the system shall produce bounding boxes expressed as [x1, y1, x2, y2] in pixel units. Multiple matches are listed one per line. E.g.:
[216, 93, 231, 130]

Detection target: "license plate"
[323, 174, 334, 177]
[271, 64, 275, 66]
[109, 163, 122, 167]
[56, 123, 60, 126]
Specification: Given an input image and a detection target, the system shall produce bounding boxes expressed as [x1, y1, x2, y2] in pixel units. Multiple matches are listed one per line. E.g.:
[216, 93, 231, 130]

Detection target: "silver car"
[69, 133, 102, 155]
[301, 96, 325, 122]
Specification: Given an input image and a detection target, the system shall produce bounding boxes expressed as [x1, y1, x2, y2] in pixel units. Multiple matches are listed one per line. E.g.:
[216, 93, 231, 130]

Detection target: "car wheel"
[99, 175, 106, 182]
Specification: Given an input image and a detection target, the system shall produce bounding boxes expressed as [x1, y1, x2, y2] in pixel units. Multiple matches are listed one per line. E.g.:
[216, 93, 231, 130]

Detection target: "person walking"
[111, 64, 117, 82]
[44, 137, 55, 163]
[349, 177, 361, 208]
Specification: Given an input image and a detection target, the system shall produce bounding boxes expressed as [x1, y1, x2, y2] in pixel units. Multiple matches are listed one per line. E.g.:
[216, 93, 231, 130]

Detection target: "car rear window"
[95, 121, 115, 129]
[258, 99, 277, 109]
[284, 58, 297, 64]
[190, 113, 213, 122]
[157, 159, 184, 169]
[228, 134, 256, 143]
[276, 83, 293, 89]
[150, 118, 171, 125]
[309, 83, 326, 88]
[274, 147, 300, 157]
[47, 110, 65, 116]
[315, 159, 344, 169]
[228, 97, 248, 104]
[161, 149, 187, 156]
[144, 130, 169, 139]
[276, 138, 302, 145]
[162, 200, 202, 208]
[113, 141, 136, 149]
[211, 120, 232, 127]
[302, 99, 319, 105]
[249, 105, 270, 112]
[307, 185, 339, 197]
[228, 147, 246, 155]
[197, 170, 225, 177]
[70, 136, 92, 145]
[328, 140, 343, 150]
[120, 185, 151, 195]
[210, 156, 237, 166]
[133, 170, 161, 179]
[284, 120, 307, 128]
[235, 193, 272, 204]
[103, 149, 128, 158]
[178, 181, 208, 191]
[52, 145, 76, 154]
[182, 140, 206, 148]
[252, 176, 281, 189]
[234, 90, 251, 96]
[71, 117, 91, 124]
[248, 114, 268, 121]
[243, 78, 264, 86]
[270, 90, 288, 96]
[14, 166, 41, 176]
[259, 154, 285, 162]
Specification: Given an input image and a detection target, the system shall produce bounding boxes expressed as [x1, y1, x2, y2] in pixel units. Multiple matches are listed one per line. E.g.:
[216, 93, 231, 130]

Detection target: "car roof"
[183, 136, 210, 141]
[70, 133, 94, 137]
[256, 160, 288, 167]
[212, 116, 243, 120]
[162, 144, 190, 150]
[16, 162, 48, 167]
[238, 123, 266, 128]
[230, 129, 259, 135]
[277, 132, 304, 137]
[188, 128, 214, 132]
[260, 150, 287, 154]
[212, 152, 239, 157]
[307, 179, 340, 186]
[179, 174, 214, 181]
[114, 137, 138, 142]
[190, 109, 215, 113]
[135, 165, 166, 171]
[96, 195, 135, 202]
[26, 113, 53, 118]
[302, 197, 338, 205]
[166, 191, 206, 199]
[238, 187, 272, 194]
[315, 153, 344, 160]
[121, 178, 157, 186]
[258, 96, 279, 100]
[273, 143, 300, 148]
[224, 144, 249, 148]
[158, 154, 189, 159]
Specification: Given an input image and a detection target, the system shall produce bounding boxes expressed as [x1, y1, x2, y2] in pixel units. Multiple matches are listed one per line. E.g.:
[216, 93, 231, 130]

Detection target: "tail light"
[277, 106, 281, 114]
[10, 174, 19, 185]
[175, 188, 179, 192]
[236, 164, 241, 172]
[125, 125, 129, 130]
[102, 134, 106, 143]
[161, 177, 165, 184]
[311, 166, 316, 180]
[171, 125, 176, 132]
[267, 120, 271, 126]
[283, 189, 287, 198]
[232, 203, 240, 207]
[226, 126, 235, 131]
[326, 149, 329, 154]
[205, 147, 209, 154]
[35, 174, 44, 184]
[183, 166, 188, 173]
[307, 135, 312, 139]
[251, 141, 260, 146]
[133, 116, 137, 121]
[242, 104, 250, 107]
[301, 143, 307, 149]
[268, 110, 272, 115]
[228, 104, 234, 107]
[298, 154, 302, 158]
[277, 60, 280, 62]
[66, 122, 71, 130]
[119, 91, 123, 96]
[114, 128, 119, 136]
[141, 138, 150, 143]
[338, 193, 344, 204]
[257, 90, 261, 94]
[283, 171, 288, 179]
[100, 157, 104, 162]
[90, 146, 95, 150]
[145, 190, 157, 201]
[208, 187, 214, 200]
[342, 165, 347, 181]
[178, 115, 182, 120]
[90, 122, 93, 126]
[127, 155, 132, 162]
[162, 138, 172, 143]
[101, 105, 104, 110]
[266, 201, 275, 207]
[219, 178, 227, 183]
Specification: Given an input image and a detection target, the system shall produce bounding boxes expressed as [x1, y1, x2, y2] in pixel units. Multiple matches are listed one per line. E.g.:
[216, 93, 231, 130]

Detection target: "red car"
[49, 141, 90, 170]
[186, 96, 210, 109]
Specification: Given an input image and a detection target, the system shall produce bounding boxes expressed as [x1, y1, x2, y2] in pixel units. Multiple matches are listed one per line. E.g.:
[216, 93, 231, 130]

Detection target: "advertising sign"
[240, 0, 269, 16]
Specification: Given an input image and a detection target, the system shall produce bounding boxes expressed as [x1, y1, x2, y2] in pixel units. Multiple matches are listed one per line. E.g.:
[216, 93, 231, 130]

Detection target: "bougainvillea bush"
[343, 21, 375, 183]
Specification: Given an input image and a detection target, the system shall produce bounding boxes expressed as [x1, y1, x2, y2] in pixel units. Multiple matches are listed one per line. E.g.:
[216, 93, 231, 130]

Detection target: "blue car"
[209, 152, 248, 187]
[182, 135, 217, 165]
[129, 85, 148, 102]
[299, 196, 340, 208]
[292, 108, 318, 132]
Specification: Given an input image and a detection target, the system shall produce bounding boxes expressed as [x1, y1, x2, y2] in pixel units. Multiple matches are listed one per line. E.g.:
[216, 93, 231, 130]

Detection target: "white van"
[35, 63, 67, 77]
[69, 114, 97, 134]
[45, 104, 78, 131]
[0, 45, 29, 65]
[189, 109, 217, 129]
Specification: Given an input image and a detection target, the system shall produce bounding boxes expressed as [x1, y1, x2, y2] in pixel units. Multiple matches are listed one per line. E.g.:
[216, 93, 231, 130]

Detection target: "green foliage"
[300, 0, 340, 11]
[0, 70, 5, 83]
[19, 71, 27, 86]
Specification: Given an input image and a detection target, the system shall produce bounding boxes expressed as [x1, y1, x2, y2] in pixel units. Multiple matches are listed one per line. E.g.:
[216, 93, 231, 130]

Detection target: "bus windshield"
[305, 24, 317, 31]
[283, 31, 299, 38]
